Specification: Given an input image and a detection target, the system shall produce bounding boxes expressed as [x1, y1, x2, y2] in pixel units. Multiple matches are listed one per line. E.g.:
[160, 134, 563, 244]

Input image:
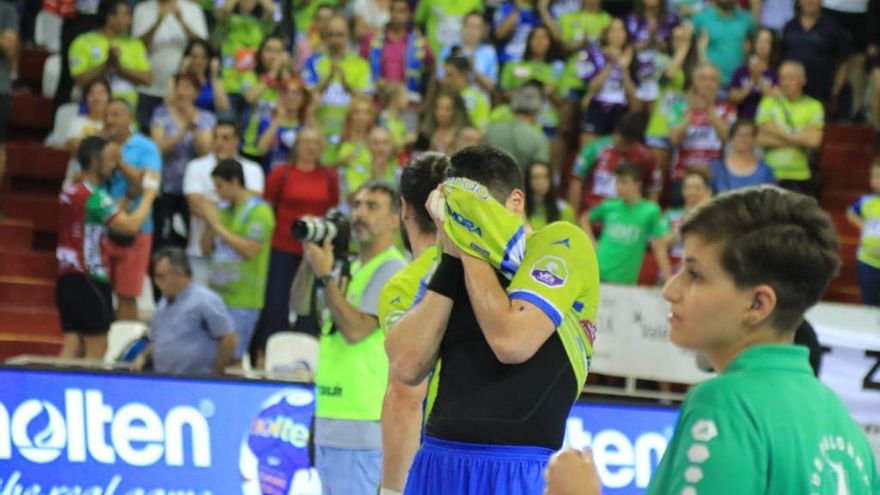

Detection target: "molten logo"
[0, 389, 212, 467]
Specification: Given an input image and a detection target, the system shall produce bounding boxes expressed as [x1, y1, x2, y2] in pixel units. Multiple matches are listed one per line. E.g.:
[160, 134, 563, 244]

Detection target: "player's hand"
[544, 449, 602, 495]
[426, 187, 460, 257]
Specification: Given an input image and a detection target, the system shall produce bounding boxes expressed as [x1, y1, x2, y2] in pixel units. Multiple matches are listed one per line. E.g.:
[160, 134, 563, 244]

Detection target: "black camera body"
[291, 209, 351, 259]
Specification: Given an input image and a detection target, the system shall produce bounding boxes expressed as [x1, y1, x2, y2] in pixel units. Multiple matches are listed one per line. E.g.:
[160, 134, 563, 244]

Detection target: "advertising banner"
[0, 368, 680, 495]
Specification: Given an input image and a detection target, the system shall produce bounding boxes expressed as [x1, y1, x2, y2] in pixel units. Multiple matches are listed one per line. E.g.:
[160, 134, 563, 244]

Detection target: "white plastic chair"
[264, 332, 320, 379]
[104, 320, 148, 364]
[41, 53, 60, 98]
[47, 102, 78, 149]
[34, 10, 62, 53]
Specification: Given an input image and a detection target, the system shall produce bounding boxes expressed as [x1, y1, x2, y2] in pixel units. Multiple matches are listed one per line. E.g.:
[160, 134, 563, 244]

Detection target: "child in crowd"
[585, 162, 672, 284]
[847, 159, 880, 306]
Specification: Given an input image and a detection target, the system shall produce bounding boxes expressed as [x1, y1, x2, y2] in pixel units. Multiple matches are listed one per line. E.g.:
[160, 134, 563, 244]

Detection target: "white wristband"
[379, 489, 403, 495]
[141, 173, 160, 191]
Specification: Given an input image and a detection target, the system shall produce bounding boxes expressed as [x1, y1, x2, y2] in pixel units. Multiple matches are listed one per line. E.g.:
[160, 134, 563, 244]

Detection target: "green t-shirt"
[850, 194, 880, 269]
[461, 86, 491, 132]
[380, 112, 408, 148]
[415, 0, 484, 56]
[377, 245, 442, 418]
[294, 0, 337, 34]
[572, 135, 614, 179]
[328, 140, 373, 200]
[316, 247, 406, 421]
[645, 73, 687, 141]
[589, 198, 668, 284]
[755, 95, 824, 181]
[84, 185, 119, 283]
[528, 199, 577, 231]
[209, 197, 275, 309]
[378, 245, 440, 333]
[559, 10, 612, 46]
[68, 31, 151, 109]
[303, 52, 374, 141]
[648, 345, 880, 495]
[218, 14, 272, 94]
[241, 88, 279, 157]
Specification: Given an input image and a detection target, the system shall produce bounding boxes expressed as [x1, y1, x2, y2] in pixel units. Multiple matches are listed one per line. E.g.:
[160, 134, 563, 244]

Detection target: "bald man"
[756, 60, 825, 197]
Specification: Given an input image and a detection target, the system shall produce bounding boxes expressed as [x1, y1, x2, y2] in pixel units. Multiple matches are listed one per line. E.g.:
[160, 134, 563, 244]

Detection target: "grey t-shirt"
[0, 3, 18, 95]
[484, 119, 550, 172]
[150, 283, 235, 375]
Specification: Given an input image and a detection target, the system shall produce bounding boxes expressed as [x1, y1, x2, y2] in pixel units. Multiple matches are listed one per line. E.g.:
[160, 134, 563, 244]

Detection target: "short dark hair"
[683, 167, 713, 189]
[447, 145, 523, 202]
[680, 186, 840, 332]
[83, 78, 112, 101]
[444, 54, 472, 75]
[613, 162, 643, 182]
[614, 112, 646, 143]
[98, 0, 127, 27]
[211, 158, 245, 186]
[214, 119, 240, 137]
[78, 135, 108, 170]
[108, 97, 133, 114]
[152, 247, 193, 277]
[729, 118, 757, 138]
[399, 152, 451, 234]
[356, 180, 401, 213]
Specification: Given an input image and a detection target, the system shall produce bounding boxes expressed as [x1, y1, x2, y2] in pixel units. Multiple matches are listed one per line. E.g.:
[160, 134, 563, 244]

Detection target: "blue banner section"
[0, 368, 678, 494]
[566, 402, 680, 495]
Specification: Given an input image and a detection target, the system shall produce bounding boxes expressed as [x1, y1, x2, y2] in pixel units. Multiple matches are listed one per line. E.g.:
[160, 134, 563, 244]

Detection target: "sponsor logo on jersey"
[530, 256, 568, 287]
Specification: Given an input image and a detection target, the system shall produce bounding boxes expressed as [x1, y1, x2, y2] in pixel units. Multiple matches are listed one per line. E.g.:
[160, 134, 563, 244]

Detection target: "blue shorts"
[316, 445, 381, 495]
[403, 436, 553, 495]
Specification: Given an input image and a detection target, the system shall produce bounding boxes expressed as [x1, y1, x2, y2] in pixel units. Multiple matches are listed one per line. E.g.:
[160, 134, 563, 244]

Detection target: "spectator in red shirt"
[567, 112, 660, 214]
[667, 62, 736, 206]
[252, 127, 340, 359]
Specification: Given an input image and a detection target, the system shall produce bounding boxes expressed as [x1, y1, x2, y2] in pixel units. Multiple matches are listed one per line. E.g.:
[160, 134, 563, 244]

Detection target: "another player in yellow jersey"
[379, 153, 450, 495]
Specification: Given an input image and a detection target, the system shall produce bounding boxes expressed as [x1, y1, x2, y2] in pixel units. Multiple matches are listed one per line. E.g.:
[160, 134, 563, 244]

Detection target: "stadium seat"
[265, 332, 319, 379]
[47, 102, 79, 148]
[104, 320, 148, 364]
[42, 53, 60, 99]
[34, 10, 62, 53]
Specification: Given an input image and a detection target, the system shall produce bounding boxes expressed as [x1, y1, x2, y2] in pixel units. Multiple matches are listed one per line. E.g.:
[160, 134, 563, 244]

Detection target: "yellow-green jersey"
[755, 95, 824, 181]
[426, 177, 600, 448]
[68, 31, 150, 109]
[415, 0, 484, 56]
[378, 245, 443, 418]
[506, 222, 599, 390]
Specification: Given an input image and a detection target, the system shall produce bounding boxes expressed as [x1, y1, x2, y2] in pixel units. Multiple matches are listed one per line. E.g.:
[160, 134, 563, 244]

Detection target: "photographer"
[291, 181, 406, 494]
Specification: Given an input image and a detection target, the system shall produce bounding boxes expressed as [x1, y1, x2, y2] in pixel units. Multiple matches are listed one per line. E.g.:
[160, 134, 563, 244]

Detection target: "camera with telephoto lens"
[291, 209, 350, 259]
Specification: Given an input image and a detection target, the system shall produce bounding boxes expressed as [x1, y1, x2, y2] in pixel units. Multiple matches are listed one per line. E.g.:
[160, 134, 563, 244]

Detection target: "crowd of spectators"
[31, 0, 880, 361]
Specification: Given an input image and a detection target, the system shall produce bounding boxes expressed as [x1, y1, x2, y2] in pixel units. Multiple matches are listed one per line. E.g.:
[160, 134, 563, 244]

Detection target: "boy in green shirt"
[202, 158, 275, 361]
[586, 163, 671, 284]
[545, 186, 880, 495]
[69, 0, 152, 110]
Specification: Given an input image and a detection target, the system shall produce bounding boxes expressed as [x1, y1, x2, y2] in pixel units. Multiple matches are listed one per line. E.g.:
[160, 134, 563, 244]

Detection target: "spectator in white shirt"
[133, 0, 208, 132]
[184, 120, 265, 285]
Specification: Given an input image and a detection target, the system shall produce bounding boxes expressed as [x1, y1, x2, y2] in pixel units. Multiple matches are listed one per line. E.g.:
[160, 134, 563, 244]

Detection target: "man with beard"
[378, 153, 450, 495]
[292, 180, 406, 494]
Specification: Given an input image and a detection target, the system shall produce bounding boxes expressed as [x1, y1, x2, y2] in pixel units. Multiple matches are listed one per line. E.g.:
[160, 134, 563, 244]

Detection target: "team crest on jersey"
[530, 256, 568, 287]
